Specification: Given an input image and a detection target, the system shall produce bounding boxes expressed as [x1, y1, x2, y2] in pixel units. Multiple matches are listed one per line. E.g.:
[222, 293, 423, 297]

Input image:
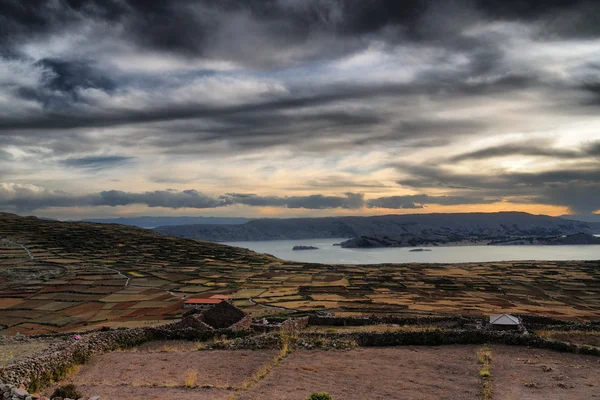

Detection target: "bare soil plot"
[0, 298, 24, 309]
[238, 346, 480, 400]
[69, 385, 233, 400]
[492, 344, 600, 400]
[54, 348, 278, 395]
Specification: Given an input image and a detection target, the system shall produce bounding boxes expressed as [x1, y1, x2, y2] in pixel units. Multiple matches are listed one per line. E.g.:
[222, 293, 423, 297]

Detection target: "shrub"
[307, 393, 333, 400]
[184, 369, 198, 388]
[51, 384, 82, 399]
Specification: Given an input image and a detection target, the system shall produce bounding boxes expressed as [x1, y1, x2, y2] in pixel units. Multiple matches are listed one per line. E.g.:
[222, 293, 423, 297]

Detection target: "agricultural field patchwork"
[1, 213, 600, 335]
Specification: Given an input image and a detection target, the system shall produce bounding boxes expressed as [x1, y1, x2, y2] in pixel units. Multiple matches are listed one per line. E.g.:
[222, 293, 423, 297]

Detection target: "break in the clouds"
[0, 0, 599, 218]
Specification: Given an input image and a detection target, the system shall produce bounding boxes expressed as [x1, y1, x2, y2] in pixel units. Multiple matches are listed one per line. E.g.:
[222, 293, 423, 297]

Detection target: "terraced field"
[1, 213, 600, 334]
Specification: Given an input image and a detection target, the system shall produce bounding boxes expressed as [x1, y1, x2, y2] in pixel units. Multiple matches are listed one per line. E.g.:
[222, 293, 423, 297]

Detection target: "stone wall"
[300, 329, 600, 356]
[0, 305, 254, 392]
[230, 315, 253, 331]
[0, 382, 102, 400]
[251, 317, 309, 334]
[280, 317, 309, 335]
[308, 314, 477, 328]
[0, 326, 156, 390]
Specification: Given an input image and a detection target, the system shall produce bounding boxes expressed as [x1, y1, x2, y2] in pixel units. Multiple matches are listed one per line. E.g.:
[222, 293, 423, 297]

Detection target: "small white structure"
[488, 314, 521, 330]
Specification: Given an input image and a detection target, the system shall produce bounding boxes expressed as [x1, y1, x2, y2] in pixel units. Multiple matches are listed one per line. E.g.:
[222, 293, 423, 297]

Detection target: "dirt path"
[248, 297, 289, 311]
[1, 238, 34, 259]
[104, 266, 130, 287]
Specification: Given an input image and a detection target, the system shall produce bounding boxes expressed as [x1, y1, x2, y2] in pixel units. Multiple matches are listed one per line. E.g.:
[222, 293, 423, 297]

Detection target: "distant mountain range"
[340, 232, 600, 248]
[560, 214, 600, 223]
[153, 212, 600, 242]
[83, 216, 250, 228]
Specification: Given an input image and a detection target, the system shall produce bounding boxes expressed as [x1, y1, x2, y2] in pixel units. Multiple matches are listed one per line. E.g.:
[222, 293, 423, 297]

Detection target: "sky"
[0, 0, 599, 220]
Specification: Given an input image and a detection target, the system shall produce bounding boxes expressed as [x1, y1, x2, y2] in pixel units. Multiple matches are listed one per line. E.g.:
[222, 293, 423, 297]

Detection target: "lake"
[224, 238, 600, 264]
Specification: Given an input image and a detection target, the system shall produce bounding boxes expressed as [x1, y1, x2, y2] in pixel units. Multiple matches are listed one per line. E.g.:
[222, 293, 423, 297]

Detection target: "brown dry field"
[492, 345, 600, 400]
[2, 213, 600, 335]
[53, 348, 278, 392]
[236, 346, 480, 400]
[45, 343, 600, 400]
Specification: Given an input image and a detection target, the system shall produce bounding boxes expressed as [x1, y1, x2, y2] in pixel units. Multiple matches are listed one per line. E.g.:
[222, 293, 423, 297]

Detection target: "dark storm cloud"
[472, 0, 600, 38]
[0, 186, 368, 211]
[450, 141, 600, 162]
[95, 189, 225, 208]
[581, 82, 600, 106]
[0, 186, 226, 212]
[392, 164, 600, 213]
[222, 192, 366, 209]
[3, 1, 596, 58]
[367, 194, 499, 209]
[3, 186, 509, 212]
[0, 0, 569, 155]
[37, 58, 115, 93]
[60, 155, 133, 169]
[13, 58, 115, 110]
[2, 72, 529, 132]
[1, 0, 600, 217]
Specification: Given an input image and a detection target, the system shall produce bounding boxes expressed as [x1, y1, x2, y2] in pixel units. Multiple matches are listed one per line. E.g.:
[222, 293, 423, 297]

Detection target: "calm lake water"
[224, 238, 600, 264]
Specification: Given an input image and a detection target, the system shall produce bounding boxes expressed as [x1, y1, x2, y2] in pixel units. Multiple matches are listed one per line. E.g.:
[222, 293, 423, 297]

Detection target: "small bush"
[184, 369, 198, 388]
[307, 393, 333, 400]
[51, 384, 82, 399]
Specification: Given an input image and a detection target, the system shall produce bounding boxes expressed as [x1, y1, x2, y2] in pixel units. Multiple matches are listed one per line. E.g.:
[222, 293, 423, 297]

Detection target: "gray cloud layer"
[1, 1, 600, 216]
[0, 184, 504, 212]
[392, 163, 600, 214]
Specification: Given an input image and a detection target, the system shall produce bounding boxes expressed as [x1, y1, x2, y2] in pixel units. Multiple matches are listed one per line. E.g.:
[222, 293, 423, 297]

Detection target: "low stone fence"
[0, 382, 102, 400]
[300, 329, 600, 356]
[252, 317, 310, 334]
[280, 317, 309, 335]
[308, 314, 477, 328]
[0, 314, 255, 393]
[0, 326, 155, 390]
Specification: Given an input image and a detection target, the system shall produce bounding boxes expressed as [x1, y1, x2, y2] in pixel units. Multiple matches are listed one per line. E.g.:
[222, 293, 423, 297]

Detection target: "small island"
[409, 248, 432, 252]
[292, 245, 319, 251]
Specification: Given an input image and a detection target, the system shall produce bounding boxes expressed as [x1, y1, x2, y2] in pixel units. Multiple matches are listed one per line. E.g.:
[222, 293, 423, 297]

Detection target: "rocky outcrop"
[0, 383, 100, 400]
[292, 246, 319, 250]
[340, 236, 391, 248]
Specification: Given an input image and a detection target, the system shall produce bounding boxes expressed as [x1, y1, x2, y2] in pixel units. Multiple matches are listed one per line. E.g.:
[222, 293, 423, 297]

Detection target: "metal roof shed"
[489, 314, 520, 325]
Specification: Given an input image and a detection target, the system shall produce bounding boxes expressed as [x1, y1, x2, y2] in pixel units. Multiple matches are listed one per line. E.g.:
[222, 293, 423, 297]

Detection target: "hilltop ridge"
[154, 211, 598, 242]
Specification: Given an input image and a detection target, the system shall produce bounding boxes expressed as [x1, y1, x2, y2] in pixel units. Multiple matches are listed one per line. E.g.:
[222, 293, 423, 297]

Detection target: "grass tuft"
[477, 345, 493, 400]
[184, 369, 198, 388]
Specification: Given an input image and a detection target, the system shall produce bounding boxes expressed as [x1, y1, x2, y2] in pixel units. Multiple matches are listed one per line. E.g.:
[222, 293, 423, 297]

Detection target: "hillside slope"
[154, 212, 596, 242]
[1, 212, 599, 333]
